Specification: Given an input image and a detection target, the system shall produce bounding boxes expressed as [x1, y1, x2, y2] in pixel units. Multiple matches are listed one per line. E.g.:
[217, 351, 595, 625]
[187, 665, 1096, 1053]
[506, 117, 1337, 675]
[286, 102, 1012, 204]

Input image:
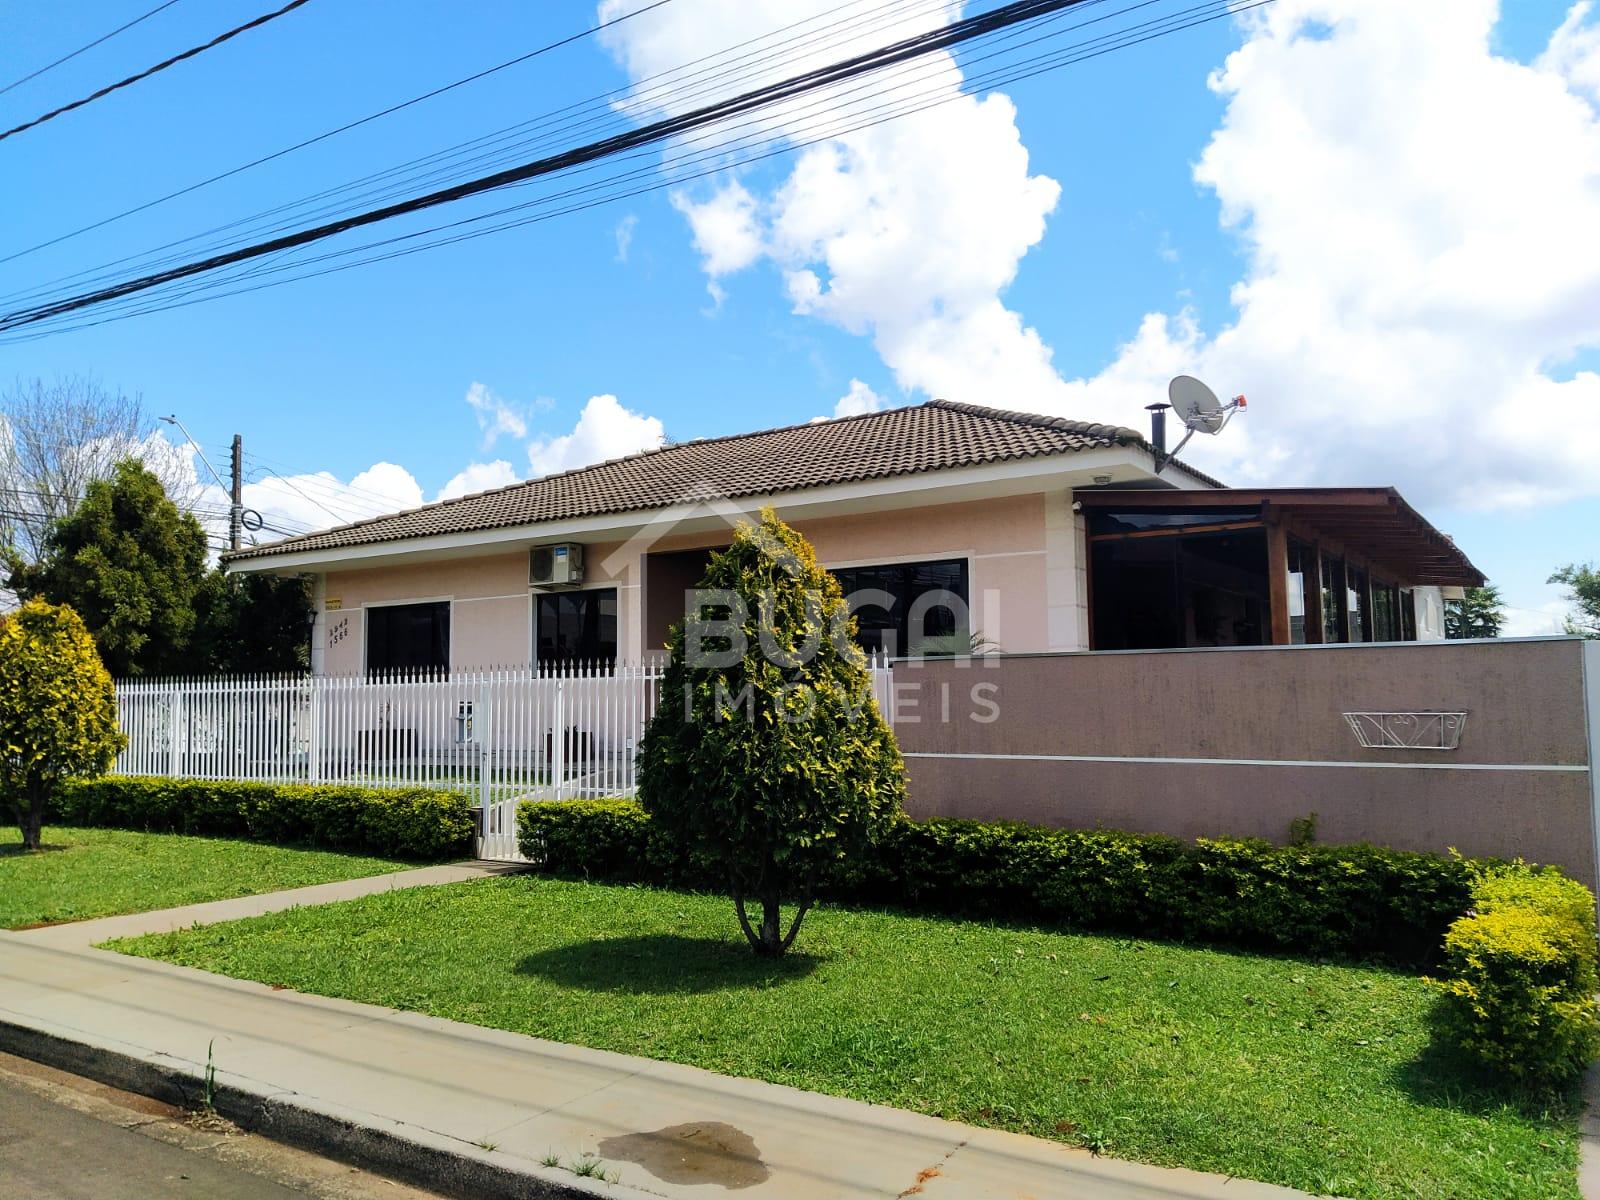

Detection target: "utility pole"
[229, 433, 243, 552]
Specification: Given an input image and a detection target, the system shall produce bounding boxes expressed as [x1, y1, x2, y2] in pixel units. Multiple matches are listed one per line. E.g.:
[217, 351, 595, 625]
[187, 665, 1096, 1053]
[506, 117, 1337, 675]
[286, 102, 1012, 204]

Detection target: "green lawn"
[0, 826, 417, 929]
[110, 877, 1580, 1199]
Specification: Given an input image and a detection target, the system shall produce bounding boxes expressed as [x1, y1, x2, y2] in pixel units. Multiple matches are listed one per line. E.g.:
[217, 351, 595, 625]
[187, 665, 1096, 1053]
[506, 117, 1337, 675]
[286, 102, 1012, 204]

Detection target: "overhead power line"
[243, 451, 411, 510]
[1, 0, 1269, 340]
[3, 0, 1257, 340]
[0, 0, 185, 97]
[0, 0, 674, 266]
[0, 0, 317, 145]
[2, 0, 961, 304]
[0, 0, 1101, 330]
[0, 0, 935, 306]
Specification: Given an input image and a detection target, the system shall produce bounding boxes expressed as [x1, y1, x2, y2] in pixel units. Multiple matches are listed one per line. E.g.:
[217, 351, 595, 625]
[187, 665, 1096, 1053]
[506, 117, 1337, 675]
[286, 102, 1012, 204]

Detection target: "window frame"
[534, 586, 620, 668]
[827, 555, 972, 658]
[362, 597, 452, 676]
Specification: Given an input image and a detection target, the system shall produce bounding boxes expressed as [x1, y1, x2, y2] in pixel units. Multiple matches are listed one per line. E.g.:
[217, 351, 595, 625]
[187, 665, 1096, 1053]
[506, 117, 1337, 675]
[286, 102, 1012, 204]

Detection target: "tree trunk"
[20, 779, 44, 851]
[758, 890, 782, 956]
[731, 878, 813, 958]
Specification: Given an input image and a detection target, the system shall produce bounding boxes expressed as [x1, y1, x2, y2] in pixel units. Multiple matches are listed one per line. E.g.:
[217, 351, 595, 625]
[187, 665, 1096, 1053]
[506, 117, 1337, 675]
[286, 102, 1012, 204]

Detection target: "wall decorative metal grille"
[1343, 711, 1467, 751]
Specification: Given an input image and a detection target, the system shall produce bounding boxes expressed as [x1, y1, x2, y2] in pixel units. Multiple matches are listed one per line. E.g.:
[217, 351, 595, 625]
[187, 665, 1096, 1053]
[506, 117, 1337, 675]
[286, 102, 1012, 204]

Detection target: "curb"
[1582, 1061, 1600, 1200]
[0, 1016, 661, 1200]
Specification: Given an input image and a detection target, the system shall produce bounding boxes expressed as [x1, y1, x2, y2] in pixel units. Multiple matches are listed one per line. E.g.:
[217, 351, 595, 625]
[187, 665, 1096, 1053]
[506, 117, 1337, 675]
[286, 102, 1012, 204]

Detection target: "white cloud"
[437, 460, 518, 501]
[527, 394, 666, 478]
[603, 1, 1064, 413]
[611, 0, 1600, 512]
[1501, 599, 1570, 638]
[614, 213, 638, 263]
[1066, 0, 1600, 507]
[464, 381, 528, 450]
[236, 462, 424, 539]
[832, 378, 887, 418]
[1541, 2, 1600, 104]
[671, 180, 763, 278]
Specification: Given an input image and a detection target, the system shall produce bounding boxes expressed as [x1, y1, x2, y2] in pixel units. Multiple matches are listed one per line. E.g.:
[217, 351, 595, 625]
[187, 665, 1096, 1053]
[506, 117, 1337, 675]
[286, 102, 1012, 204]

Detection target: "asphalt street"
[0, 1077, 308, 1199]
[0, 1051, 446, 1200]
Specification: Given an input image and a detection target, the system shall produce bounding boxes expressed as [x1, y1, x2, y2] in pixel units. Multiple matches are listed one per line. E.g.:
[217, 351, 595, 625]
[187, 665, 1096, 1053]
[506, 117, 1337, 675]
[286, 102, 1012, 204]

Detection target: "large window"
[1089, 526, 1268, 650]
[1347, 566, 1371, 642]
[366, 602, 450, 674]
[1372, 580, 1400, 642]
[830, 559, 970, 656]
[1320, 552, 1346, 643]
[1287, 538, 1315, 644]
[536, 588, 618, 666]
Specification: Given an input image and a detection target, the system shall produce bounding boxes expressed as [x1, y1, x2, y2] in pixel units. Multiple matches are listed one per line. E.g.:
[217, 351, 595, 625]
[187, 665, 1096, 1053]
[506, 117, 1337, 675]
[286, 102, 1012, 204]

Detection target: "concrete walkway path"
[0, 882, 1311, 1200]
[16, 861, 524, 948]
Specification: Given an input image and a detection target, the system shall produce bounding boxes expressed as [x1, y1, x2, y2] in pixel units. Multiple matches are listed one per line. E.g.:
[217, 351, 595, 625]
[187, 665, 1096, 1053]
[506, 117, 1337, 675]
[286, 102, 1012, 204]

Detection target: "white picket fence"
[114, 655, 894, 860]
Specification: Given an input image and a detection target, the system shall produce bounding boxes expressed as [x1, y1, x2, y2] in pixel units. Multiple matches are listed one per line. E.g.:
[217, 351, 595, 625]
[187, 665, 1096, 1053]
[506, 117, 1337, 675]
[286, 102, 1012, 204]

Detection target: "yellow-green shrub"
[1432, 863, 1600, 1086]
[0, 600, 125, 849]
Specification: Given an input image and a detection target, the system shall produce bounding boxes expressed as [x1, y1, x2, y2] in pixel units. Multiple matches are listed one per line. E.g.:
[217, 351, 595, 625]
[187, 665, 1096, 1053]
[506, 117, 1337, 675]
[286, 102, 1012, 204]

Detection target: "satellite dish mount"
[1147, 375, 1246, 474]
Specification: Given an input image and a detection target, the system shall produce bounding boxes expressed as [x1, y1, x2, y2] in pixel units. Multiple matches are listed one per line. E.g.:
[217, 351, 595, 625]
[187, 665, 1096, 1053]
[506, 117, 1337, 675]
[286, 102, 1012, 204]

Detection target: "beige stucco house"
[225, 400, 1483, 674]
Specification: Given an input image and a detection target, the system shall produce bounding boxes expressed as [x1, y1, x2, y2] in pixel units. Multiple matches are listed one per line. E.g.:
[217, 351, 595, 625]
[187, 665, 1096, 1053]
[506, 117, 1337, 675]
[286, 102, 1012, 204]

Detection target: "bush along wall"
[1431, 862, 1600, 1087]
[53, 776, 474, 861]
[517, 798, 1477, 965]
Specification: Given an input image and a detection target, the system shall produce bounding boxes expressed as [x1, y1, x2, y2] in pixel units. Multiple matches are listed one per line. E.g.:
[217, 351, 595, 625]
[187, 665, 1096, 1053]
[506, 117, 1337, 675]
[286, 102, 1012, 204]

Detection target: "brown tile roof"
[228, 399, 1214, 562]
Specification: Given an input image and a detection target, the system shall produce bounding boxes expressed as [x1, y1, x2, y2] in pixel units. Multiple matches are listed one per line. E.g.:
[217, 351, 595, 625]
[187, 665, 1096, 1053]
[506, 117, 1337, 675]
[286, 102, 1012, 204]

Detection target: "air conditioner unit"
[530, 542, 585, 588]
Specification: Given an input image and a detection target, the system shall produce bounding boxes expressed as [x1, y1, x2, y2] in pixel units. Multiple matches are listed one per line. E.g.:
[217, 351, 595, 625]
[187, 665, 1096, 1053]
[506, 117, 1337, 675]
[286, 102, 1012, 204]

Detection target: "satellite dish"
[1168, 375, 1225, 435]
[1149, 376, 1247, 474]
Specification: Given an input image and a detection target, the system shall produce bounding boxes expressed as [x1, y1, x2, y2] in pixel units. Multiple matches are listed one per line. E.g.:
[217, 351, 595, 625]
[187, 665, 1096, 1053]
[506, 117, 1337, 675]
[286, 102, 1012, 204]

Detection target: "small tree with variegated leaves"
[0, 600, 124, 850]
[638, 509, 905, 956]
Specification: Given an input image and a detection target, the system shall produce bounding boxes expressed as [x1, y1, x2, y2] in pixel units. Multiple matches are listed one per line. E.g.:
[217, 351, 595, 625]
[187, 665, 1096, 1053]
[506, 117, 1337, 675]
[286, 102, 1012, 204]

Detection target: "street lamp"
[160, 414, 239, 550]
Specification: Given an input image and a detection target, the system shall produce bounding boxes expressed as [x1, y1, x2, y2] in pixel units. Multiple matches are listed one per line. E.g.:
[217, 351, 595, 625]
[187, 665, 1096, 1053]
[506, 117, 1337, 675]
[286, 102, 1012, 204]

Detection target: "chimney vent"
[1145, 402, 1170, 457]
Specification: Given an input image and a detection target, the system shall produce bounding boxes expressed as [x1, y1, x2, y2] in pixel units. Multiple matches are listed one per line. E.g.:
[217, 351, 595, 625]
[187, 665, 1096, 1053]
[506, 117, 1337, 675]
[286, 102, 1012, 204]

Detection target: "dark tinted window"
[537, 588, 618, 666]
[831, 559, 969, 656]
[1321, 553, 1345, 643]
[1089, 509, 1256, 534]
[1347, 566, 1371, 642]
[1372, 581, 1400, 641]
[1090, 529, 1267, 649]
[366, 602, 449, 674]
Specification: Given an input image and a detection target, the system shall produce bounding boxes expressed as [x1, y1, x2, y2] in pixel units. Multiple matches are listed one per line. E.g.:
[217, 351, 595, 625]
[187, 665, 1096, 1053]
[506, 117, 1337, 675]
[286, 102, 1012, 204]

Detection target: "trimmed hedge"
[1432, 863, 1600, 1086]
[517, 798, 1475, 964]
[52, 776, 474, 861]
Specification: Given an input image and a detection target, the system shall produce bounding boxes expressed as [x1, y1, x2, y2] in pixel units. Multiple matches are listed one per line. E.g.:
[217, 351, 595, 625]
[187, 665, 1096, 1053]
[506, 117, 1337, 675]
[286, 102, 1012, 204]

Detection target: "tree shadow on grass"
[1392, 1016, 1583, 1122]
[515, 934, 823, 995]
[0, 842, 69, 857]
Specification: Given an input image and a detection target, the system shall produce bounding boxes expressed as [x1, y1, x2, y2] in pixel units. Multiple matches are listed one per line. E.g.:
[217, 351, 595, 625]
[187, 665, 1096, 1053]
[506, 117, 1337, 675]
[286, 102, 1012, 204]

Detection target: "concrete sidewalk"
[0, 895, 1310, 1200]
[17, 861, 524, 948]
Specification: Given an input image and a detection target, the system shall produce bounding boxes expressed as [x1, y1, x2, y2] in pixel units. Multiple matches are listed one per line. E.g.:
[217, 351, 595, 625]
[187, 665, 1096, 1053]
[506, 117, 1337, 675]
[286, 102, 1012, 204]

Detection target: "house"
[223, 400, 1484, 673]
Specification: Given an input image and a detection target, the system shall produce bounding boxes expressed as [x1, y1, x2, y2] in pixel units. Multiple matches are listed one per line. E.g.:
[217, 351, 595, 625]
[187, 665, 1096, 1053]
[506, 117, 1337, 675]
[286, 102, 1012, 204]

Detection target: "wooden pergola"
[1076, 487, 1485, 647]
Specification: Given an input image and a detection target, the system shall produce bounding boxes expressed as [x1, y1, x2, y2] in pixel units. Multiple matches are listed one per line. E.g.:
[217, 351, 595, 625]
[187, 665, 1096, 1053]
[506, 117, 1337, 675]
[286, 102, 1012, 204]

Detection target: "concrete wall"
[890, 637, 1600, 889]
[318, 493, 1070, 672]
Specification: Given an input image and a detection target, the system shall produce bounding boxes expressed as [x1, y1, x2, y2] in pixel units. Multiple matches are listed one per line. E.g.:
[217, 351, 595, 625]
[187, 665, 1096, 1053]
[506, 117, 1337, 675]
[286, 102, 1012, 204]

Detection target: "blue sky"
[2, 0, 1597, 633]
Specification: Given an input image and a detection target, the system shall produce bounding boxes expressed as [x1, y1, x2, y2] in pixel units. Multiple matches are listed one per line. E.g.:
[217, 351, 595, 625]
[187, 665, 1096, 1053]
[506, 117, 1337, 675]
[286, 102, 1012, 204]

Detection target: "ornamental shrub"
[0, 600, 124, 849]
[52, 775, 473, 860]
[1431, 862, 1600, 1087]
[636, 510, 905, 956]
